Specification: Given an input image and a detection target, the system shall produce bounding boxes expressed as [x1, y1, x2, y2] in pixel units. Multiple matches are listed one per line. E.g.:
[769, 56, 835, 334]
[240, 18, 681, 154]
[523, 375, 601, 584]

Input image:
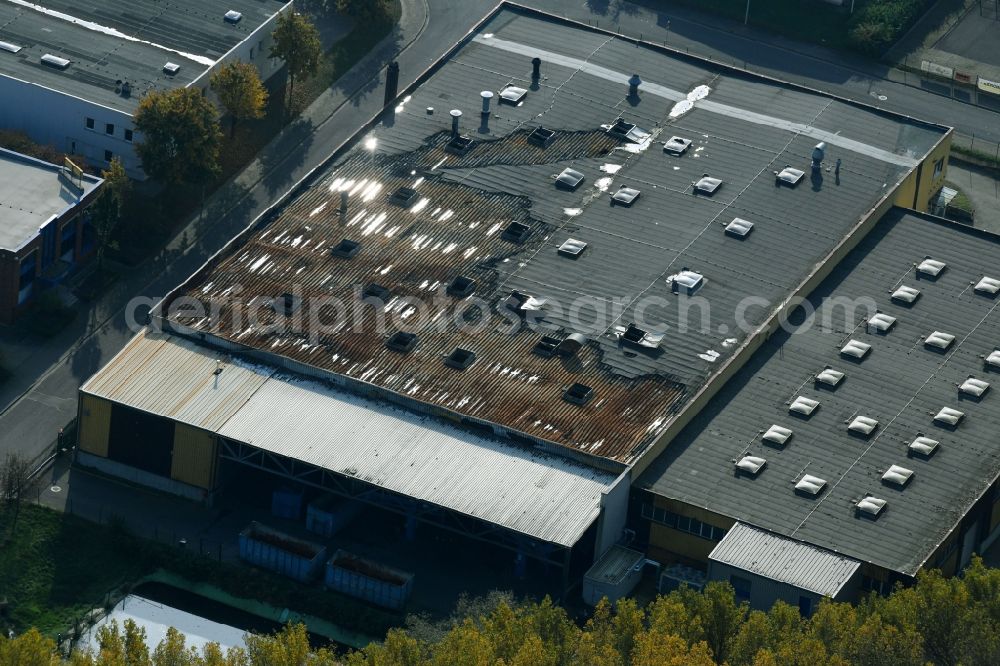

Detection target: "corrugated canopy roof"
[82, 329, 616, 547]
[161, 7, 947, 465]
[710, 523, 861, 597]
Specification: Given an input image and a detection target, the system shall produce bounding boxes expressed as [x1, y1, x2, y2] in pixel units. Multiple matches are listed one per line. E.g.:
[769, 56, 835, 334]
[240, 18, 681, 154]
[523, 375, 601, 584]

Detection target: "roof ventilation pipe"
[450, 109, 462, 136]
[628, 73, 641, 101]
[480, 90, 493, 114]
[531, 57, 541, 79]
[383, 61, 400, 107]
[340, 190, 349, 217]
[812, 141, 826, 171]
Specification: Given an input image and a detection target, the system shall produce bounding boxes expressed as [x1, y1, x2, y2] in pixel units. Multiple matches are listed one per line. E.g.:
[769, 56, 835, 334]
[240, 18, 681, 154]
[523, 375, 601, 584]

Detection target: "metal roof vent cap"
[840, 339, 872, 361]
[867, 312, 897, 334]
[924, 331, 956, 351]
[762, 425, 793, 448]
[856, 496, 886, 519]
[795, 474, 827, 497]
[480, 90, 493, 114]
[933, 406, 965, 428]
[41, 54, 70, 69]
[444, 347, 476, 370]
[556, 332, 587, 357]
[628, 73, 641, 97]
[974, 276, 1000, 297]
[447, 275, 476, 298]
[670, 269, 705, 295]
[908, 435, 940, 458]
[890, 285, 921, 306]
[735, 456, 766, 477]
[848, 415, 879, 438]
[881, 465, 914, 488]
[789, 396, 820, 418]
[563, 382, 594, 406]
[224, 10, 242, 23]
[163, 62, 180, 75]
[775, 166, 805, 186]
[558, 238, 588, 258]
[815, 367, 845, 389]
[811, 142, 826, 169]
[916, 257, 946, 279]
[959, 377, 990, 399]
[555, 167, 585, 190]
[386, 331, 418, 353]
[725, 217, 754, 239]
[499, 85, 528, 105]
[528, 126, 556, 148]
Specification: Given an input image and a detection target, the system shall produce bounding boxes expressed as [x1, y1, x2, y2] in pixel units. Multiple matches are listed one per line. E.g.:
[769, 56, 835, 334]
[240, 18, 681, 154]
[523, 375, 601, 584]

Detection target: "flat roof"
[0, 148, 102, 251]
[159, 6, 947, 467]
[709, 523, 861, 598]
[0, 0, 286, 114]
[641, 208, 1000, 576]
[82, 329, 616, 547]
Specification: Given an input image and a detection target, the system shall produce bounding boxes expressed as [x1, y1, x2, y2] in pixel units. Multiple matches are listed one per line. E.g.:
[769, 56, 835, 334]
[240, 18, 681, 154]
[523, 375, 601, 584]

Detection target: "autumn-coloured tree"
[210, 62, 268, 137]
[134, 88, 222, 185]
[269, 12, 322, 106]
[10, 557, 1000, 665]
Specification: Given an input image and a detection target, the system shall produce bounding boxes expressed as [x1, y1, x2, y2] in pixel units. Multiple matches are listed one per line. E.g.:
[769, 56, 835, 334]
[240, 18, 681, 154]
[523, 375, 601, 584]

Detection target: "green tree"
[134, 88, 222, 185]
[269, 12, 322, 107]
[92, 156, 130, 272]
[210, 62, 268, 137]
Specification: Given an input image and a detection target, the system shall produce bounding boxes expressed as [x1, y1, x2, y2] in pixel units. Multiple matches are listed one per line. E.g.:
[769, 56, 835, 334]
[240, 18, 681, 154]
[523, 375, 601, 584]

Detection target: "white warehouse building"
[0, 0, 292, 179]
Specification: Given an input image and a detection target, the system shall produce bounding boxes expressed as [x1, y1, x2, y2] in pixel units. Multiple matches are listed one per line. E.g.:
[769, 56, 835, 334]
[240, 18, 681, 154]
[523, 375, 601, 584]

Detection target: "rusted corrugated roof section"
[82, 330, 617, 546]
[167, 130, 686, 464]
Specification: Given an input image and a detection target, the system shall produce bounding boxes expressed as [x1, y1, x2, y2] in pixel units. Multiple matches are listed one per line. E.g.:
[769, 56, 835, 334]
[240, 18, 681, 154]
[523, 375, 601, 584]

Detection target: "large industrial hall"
[75, 4, 973, 608]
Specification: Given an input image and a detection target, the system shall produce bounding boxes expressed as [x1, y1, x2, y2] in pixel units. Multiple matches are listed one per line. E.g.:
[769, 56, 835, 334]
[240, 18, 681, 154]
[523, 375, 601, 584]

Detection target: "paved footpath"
[4, 0, 1000, 468]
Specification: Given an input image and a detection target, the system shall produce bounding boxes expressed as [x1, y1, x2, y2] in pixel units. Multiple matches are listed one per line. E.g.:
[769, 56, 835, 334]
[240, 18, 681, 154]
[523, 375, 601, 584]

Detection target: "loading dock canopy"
[81, 329, 615, 547]
[709, 523, 861, 598]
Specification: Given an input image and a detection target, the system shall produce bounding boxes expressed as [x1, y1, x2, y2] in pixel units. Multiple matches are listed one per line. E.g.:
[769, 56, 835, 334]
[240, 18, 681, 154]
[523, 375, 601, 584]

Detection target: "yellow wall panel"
[894, 133, 952, 212]
[78, 394, 112, 457]
[646, 498, 736, 565]
[170, 424, 217, 490]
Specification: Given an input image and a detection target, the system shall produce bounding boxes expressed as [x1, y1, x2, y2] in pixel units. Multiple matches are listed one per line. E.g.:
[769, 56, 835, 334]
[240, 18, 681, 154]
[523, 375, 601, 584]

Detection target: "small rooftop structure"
[709, 523, 861, 598]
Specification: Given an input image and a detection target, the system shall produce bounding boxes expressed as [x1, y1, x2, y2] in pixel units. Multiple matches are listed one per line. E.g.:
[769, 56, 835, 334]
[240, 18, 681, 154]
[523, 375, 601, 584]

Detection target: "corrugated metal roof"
[218, 370, 614, 546]
[584, 545, 645, 585]
[83, 330, 616, 547]
[709, 523, 860, 597]
[642, 209, 1000, 575]
[80, 328, 272, 432]
[160, 8, 947, 465]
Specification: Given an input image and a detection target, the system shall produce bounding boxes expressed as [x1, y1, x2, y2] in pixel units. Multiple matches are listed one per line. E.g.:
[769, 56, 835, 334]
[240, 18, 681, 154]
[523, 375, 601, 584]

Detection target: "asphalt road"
[3, 0, 999, 467]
